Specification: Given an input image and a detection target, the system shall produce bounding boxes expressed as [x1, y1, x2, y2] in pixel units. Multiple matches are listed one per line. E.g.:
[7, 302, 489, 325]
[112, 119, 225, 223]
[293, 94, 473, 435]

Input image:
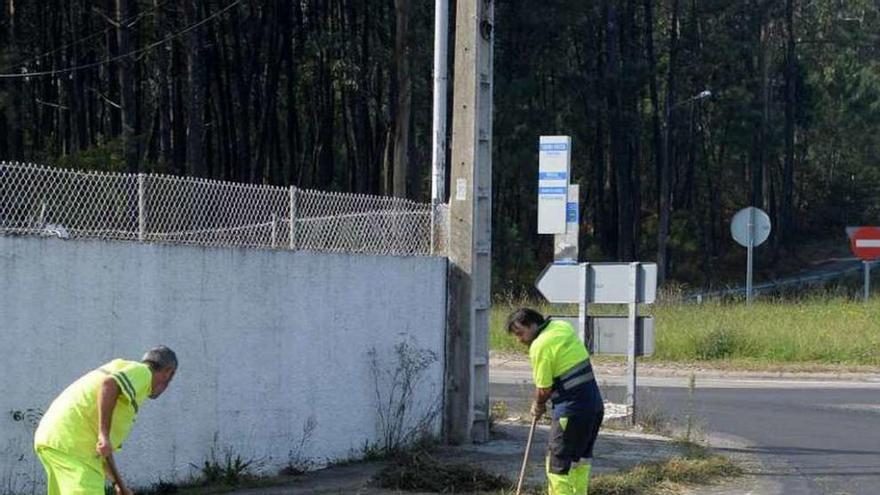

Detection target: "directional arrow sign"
[535, 262, 658, 304]
[535, 263, 583, 303]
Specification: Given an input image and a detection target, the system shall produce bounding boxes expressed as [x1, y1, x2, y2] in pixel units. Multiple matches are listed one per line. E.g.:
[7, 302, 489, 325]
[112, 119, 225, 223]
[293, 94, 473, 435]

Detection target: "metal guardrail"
[683, 260, 879, 302]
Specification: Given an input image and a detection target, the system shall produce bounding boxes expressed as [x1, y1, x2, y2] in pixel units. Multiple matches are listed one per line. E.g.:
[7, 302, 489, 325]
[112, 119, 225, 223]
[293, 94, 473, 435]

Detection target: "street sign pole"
[747, 208, 754, 304]
[577, 262, 587, 348]
[732, 207, 770, 304]
[865, 261, 871, 302]
[626, 262, 639, 425]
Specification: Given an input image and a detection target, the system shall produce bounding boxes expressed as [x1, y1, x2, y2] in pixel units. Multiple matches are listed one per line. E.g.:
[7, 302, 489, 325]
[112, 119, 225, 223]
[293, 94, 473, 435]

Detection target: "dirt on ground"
[227, 421, 707, 495]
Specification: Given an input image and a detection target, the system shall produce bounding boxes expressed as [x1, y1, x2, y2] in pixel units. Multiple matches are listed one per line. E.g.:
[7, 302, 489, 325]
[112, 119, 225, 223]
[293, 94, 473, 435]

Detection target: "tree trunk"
[106, 0, 122, 139]
[781, 0, 796, 248]
[657, 0, 680, 284]
[185, 0, 207, 177]
[116, 0, 139, 172]
[644, 0, 663, 222]
[283, 0, 303, 185]
[156, 0, 173, 171]
[749, 1, 768, 208]
[608, 0, 635, 261]
[391, 0, 412, 198]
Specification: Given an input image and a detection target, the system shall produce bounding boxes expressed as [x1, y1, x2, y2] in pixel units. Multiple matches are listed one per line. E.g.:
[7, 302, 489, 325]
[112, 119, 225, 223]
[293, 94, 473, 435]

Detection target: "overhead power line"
[0, 0, 243, 80]
[0, 0, 174, 74]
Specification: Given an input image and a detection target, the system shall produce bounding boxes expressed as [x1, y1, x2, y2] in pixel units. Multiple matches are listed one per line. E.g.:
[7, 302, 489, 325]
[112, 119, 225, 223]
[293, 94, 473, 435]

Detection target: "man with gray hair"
[34, 346, 178, 495]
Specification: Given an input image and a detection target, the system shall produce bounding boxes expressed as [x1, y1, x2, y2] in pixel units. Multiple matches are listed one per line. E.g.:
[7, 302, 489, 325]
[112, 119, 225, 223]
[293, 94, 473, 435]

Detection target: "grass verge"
[589, 452, 742, 495]
[492, 297, 880, 366]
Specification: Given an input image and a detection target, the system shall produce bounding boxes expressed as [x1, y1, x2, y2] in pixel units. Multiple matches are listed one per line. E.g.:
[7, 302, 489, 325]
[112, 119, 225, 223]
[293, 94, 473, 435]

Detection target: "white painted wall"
[0, 236, 447, 493]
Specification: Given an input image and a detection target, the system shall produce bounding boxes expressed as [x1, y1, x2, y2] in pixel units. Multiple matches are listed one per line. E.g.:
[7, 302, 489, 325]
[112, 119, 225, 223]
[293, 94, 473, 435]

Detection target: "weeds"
[279, 415, 317, 476]
[138, 480, 179, 495]
[590, 455, 741, 494]
[193, 448, 255, 486]
[489, 400, 509, 432]
[367, 339, 441, 456]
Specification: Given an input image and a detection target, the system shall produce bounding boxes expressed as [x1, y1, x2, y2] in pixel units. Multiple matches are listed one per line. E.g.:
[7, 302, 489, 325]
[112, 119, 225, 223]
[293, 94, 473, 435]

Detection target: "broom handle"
[105, 454, 126, 493]
[515, 416, 539, 495]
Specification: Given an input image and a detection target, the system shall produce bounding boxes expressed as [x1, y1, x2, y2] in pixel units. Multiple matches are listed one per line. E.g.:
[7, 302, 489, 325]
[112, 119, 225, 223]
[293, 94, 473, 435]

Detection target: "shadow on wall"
[4, 408, 44, 494]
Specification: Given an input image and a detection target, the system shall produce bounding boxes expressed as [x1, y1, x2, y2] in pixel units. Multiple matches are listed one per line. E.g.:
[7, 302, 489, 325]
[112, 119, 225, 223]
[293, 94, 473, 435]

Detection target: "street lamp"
[657, 88, 712, 284]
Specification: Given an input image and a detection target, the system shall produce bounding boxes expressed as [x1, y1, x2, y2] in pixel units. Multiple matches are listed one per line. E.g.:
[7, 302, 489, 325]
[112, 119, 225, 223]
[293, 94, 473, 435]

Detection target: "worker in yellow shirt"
[508, 308, 604, 495]
[34, 346, 178, 495]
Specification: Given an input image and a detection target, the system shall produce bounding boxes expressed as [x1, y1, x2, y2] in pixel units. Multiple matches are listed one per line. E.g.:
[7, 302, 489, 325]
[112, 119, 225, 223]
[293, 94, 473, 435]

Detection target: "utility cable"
[0, 0, 243, 80]
[0, 0, 174, 74]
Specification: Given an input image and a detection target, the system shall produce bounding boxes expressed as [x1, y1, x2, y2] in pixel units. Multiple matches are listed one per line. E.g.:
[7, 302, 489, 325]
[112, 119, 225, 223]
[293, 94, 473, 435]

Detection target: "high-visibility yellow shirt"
[529, 319, 590, 388]
[34, 359, 152, 471]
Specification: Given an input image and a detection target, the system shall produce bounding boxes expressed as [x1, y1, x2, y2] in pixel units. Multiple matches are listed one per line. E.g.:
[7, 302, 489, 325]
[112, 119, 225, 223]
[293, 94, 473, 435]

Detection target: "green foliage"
[55, 140, 127, 173]
[193, 449, 254, 487]
[4, 0, 880, 294]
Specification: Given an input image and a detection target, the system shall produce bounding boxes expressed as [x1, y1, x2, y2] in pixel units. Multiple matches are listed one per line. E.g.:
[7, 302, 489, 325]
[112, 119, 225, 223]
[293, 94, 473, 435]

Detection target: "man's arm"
[96, 376, 119, 457]
[531, 387, 553, 418]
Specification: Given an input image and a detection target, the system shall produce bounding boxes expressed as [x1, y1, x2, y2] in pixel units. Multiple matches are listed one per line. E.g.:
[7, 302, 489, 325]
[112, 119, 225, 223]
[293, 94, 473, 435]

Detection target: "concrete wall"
[0, 236, 447, 493]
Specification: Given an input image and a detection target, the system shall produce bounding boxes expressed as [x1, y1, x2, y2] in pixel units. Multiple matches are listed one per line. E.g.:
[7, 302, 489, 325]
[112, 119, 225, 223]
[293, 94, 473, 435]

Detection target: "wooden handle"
[515, 416, 539, 495]
[105, 454, 124, 491]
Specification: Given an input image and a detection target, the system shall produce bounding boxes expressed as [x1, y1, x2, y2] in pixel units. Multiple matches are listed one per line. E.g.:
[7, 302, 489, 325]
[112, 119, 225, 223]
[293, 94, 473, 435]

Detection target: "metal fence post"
[138, 173, 146, 241]
[288, 186, 297, 250]
[430, 202, 437, 256]
[627, 262, 640, 426]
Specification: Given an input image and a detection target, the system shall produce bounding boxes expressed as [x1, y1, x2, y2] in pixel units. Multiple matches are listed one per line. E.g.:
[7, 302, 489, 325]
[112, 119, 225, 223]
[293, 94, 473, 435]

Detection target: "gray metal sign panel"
[535, 263, 583, 303]
[588, 316, 654, 356]
[586, 263, 657, 304]
[731, 207, 771, 247]
[549, 315, 654, 356]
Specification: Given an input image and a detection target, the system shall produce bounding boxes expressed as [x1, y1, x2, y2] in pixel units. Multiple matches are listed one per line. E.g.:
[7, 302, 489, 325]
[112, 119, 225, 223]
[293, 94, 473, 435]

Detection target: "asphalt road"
[491, 376, 880, 495]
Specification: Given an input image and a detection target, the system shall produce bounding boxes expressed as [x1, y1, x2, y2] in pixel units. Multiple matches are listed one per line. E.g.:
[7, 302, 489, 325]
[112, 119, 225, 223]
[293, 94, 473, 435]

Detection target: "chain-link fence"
[0, 161, 447, 256]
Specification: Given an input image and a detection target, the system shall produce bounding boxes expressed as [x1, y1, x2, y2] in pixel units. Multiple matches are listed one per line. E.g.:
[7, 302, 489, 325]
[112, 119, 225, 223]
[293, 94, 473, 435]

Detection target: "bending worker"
[34, 346, 178, 495]
[508, 308, 604, 495]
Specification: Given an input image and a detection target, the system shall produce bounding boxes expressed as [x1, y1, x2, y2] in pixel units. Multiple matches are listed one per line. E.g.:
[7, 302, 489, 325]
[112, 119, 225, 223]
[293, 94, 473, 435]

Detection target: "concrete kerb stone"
[490, 353, 880, 384]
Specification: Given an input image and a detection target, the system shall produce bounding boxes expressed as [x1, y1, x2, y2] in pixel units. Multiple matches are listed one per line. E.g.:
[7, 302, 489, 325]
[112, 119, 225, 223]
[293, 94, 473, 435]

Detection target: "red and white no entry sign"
[850, 227, 880, 261]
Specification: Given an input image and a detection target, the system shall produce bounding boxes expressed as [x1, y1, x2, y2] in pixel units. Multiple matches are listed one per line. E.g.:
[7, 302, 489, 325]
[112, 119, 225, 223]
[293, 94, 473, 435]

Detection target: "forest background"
[1, 0, 878, 292]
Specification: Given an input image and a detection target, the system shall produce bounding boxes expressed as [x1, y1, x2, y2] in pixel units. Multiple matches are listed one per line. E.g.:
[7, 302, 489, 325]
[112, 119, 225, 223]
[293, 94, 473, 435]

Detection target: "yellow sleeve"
[110, 361, 151, 405]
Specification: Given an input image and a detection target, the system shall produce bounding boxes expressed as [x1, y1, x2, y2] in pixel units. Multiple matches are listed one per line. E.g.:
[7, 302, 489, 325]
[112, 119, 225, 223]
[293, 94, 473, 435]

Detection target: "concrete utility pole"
[445, 0, 493, 444]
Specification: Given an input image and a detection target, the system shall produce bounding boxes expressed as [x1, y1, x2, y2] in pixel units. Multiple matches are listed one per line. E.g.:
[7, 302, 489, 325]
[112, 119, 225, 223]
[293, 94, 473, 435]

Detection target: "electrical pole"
[445, 0, 493, 444]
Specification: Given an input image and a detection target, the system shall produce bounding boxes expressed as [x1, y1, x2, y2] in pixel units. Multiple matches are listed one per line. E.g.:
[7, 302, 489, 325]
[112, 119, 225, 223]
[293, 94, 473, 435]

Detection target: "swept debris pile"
[374, 450, 511, 493]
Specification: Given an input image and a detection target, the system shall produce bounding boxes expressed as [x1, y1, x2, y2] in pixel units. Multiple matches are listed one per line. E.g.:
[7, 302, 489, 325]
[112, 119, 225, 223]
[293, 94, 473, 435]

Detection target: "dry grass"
[373, 449, 511, 492]
[590, 454, 741, 495]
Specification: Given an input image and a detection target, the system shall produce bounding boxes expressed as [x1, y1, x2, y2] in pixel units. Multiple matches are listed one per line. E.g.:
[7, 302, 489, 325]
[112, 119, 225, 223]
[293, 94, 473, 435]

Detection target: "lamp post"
[657, 89, 712, 284]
